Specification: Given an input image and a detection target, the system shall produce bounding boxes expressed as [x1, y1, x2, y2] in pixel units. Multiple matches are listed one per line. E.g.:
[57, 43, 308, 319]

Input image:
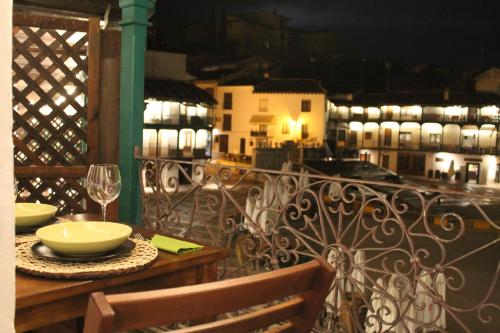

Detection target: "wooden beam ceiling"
[13, 0, 121, 20]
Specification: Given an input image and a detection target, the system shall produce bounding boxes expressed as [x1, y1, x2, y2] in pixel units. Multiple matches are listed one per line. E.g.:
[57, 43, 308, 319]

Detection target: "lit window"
[144, 100, 162, 124]
[399, 132, 411, 143]
[430, 133, 441, 143]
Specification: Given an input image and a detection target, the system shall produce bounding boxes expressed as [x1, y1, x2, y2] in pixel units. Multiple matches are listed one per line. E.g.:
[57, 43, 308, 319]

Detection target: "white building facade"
[327, 92, 500, 185]
[206, 79, 326, 163]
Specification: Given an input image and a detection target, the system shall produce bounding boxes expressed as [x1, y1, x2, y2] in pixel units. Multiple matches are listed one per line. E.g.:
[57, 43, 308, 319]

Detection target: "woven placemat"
[16, 239, 158, 279]
[16, 234, 39, 245]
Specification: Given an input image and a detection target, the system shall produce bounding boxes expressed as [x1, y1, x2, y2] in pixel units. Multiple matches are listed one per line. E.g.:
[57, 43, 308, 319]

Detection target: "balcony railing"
[444, 115, 467, 123]
[421, 142, 442, 151]
[328, 112, 350, 121]
[422, 114, 444, 122]
[144, 116, 213, 127]
[351, 113, 364, 121]
[479, 115, 499, 123]
[329, 112, 499, 124]
[441, 144, 461, 153]
[398, 142, 420, 150]
[139, 157, 500, 333]
[250, 131, 268, 137]
[399, 115, 421, 122]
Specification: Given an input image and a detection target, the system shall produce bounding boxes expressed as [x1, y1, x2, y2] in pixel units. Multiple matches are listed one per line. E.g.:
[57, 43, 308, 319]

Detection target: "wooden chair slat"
[107, 260, 319, 327]
[144, 298, 304, 333]
[83, 258, 336, 333]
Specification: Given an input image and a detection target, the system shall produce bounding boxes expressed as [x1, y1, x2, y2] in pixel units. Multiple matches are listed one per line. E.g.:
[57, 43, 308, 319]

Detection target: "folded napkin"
[150, 234, 203, 254]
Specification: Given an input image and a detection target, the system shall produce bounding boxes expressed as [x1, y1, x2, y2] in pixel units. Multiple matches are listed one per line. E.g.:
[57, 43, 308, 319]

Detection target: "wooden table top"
[16, 215, 229, 310]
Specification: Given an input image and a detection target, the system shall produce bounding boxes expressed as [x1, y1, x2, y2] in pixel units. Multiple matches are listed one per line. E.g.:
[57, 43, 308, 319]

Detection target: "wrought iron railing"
[138, 157, 500, 333]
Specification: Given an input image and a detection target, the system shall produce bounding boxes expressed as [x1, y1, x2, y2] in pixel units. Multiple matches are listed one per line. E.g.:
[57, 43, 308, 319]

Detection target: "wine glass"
[86, 164, 121, 222]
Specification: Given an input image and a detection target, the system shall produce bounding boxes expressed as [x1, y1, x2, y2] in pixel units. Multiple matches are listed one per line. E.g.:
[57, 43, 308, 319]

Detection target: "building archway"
[461, 125, 479, 153]
[421, 123, 443, 150]
[399, 122, 420, 150]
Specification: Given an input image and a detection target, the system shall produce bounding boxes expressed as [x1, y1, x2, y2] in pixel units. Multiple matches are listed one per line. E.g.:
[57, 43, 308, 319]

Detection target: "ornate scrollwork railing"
[138, 157, 500, 333]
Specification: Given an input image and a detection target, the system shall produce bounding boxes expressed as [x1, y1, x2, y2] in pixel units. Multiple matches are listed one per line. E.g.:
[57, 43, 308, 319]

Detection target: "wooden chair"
[83, 257, 335, 333]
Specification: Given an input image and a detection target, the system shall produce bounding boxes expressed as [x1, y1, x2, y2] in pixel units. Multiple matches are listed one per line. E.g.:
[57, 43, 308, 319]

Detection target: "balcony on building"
[327, 91, 500, 156]
[249, 114, 275, 138]
[479, 106, 500, 123]
[144, 80, 215, 128]
[250, 130, 269, 137]
[142, 79, 217, 160]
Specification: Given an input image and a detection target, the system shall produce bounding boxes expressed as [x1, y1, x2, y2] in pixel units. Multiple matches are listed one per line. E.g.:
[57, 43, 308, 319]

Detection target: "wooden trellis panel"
[12, 13, 100, 215]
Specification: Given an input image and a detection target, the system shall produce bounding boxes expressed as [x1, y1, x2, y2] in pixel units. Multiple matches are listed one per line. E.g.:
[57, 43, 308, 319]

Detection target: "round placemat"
[16, 239, 158, 279]
[16, 234, 39, 245]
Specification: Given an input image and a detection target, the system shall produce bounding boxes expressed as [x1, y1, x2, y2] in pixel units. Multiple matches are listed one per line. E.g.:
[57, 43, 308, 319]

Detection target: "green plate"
[36, 222, 132, 255]
[16, 203, 58, 227]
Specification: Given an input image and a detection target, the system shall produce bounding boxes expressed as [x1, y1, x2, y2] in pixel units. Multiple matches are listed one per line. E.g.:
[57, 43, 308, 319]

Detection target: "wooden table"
[15, 219, 229, 332]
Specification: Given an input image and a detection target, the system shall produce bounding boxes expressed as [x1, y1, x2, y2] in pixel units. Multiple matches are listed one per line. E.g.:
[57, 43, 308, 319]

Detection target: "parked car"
[302, 160, 435, 209]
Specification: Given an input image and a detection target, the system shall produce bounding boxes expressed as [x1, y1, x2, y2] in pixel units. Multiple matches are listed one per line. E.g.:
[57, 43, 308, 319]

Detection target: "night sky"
[159, 0, 500, 66]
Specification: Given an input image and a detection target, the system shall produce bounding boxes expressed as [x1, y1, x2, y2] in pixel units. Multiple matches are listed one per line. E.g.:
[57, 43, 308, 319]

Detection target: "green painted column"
[119, 0, 155, 224]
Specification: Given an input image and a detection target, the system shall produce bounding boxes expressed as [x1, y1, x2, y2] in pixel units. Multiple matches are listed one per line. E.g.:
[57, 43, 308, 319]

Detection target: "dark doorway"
[240, 138, 246, 155]
[350, 131, 357, 147]
[219, 135, 228, 153]
[496, 164, 500, 183]
[382, 155, 390, 169]
[397, 154, 425, 176]
[466, 163, 480, 184]
[301, 124, 309, 139]
[384, 128, 392, 146]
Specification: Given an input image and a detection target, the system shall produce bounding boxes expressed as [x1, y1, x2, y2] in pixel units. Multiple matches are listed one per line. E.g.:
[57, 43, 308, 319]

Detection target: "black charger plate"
[16, 218, 58, 235]
[31, 239, 136, 263]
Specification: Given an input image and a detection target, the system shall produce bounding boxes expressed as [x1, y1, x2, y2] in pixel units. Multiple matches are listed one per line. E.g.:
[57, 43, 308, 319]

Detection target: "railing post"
[118, 0, 155, 224]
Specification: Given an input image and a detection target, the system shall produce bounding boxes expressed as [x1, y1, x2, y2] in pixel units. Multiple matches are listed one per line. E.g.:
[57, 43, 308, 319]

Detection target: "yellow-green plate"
[15, 203, 58, 227]
[36, 222, 132, 255]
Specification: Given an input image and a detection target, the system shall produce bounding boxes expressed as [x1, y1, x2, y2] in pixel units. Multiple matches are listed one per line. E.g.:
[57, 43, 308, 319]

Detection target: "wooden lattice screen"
[12, 13, 100, 215]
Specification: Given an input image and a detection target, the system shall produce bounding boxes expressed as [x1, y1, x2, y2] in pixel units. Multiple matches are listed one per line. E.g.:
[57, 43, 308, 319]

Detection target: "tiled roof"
[253, 79, 326, 94]
[144, 79, 217, 105]
[330, 91, 500, 106]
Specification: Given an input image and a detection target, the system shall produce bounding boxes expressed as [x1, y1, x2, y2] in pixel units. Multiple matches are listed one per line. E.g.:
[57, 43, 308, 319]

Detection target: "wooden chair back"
[83, 257, 335, 333]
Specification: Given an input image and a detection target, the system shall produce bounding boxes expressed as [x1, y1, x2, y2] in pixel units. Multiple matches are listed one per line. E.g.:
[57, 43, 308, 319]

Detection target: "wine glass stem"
[101, 203, 107, 222]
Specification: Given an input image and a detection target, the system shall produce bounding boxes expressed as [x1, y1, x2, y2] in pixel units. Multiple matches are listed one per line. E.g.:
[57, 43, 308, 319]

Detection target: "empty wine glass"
[86, 164, 121, 222]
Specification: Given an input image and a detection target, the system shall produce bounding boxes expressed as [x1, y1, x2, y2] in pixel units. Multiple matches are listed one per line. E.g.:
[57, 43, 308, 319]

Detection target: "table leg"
[197, 261, 217, 284]
[192, 261, 218, 325]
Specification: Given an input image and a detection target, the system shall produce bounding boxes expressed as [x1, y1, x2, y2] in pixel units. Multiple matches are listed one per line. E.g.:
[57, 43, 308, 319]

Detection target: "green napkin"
[150, 234, 203, 254]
